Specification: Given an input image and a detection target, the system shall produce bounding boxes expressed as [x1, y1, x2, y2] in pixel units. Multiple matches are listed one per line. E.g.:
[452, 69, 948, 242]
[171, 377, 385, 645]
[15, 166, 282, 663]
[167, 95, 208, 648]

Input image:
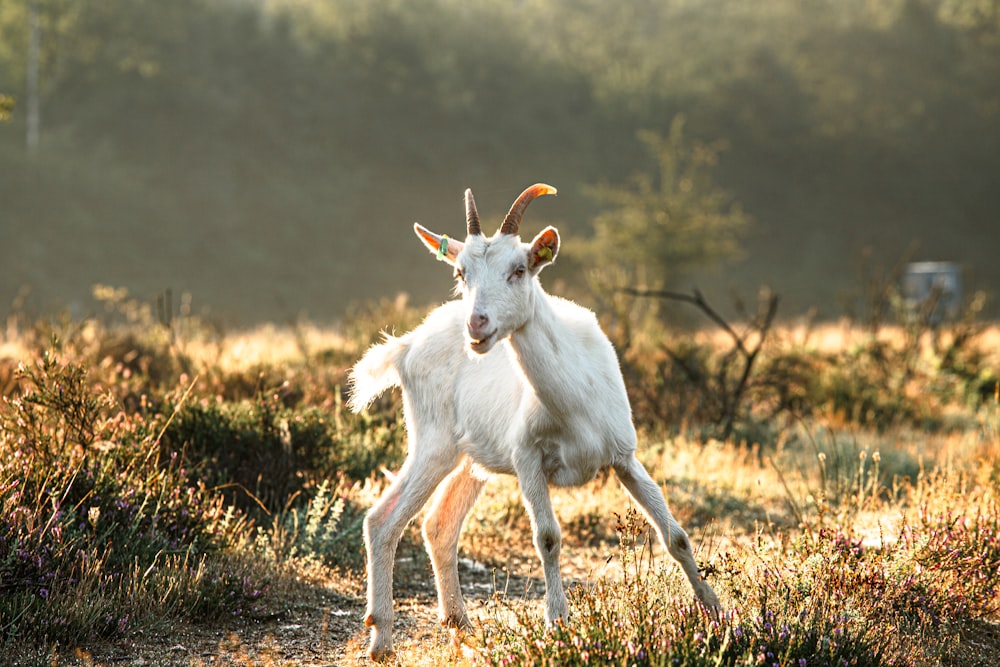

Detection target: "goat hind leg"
[422, 458, 486, 630]
[613, 455, 722, 609]
[364, 449, 460, 661]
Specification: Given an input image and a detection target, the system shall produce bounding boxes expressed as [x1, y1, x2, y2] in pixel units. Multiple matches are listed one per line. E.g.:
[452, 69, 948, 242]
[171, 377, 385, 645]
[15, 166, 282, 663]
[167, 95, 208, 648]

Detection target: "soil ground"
[73, 541, 604, 666]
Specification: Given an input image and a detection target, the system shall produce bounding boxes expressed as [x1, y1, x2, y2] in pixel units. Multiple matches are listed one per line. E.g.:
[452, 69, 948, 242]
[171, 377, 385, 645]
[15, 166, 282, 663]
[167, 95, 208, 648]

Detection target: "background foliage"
[1, 0, 998, 323]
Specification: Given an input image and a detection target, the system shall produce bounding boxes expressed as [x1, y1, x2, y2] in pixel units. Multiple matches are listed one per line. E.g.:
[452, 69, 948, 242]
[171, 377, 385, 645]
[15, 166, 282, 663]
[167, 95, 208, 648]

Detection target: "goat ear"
[528, 226, 560, 272]
[414, 223, 463, 266]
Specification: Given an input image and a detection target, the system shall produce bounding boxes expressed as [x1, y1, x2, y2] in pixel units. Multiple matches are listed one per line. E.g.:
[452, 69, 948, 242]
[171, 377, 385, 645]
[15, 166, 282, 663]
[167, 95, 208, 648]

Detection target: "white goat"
[349, 184, 721, 661]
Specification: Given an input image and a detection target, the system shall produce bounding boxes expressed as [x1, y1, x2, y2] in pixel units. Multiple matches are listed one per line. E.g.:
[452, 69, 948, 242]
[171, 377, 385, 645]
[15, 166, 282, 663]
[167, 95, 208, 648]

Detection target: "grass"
[0, 294, 998, 665]
[469, 424, 1000, 667]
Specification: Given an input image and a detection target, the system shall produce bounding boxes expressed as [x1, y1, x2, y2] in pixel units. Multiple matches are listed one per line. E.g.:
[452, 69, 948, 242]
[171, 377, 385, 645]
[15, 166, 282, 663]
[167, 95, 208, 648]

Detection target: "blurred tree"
[939, 0, 1000, 44]
[0, 0, 998, 321]
[0, 94, 12, 122]
[26, 0, 39, 154]
[582, 116, 750, 291]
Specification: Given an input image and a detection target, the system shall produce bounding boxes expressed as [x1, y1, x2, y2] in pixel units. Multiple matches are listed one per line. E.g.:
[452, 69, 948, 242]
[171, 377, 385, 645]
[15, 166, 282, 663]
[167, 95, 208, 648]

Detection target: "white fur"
[349, 201, 721, 661]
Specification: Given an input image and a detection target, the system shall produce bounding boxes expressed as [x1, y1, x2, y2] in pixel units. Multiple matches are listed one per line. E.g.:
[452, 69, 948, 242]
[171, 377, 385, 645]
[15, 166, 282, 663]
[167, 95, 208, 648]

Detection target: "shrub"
[0, 351, 265, 651]
[479, 496, 1000, 666]
[480, 509, 892, 666]
[157, 390, 405, 514]
[256, 476, 367, 573]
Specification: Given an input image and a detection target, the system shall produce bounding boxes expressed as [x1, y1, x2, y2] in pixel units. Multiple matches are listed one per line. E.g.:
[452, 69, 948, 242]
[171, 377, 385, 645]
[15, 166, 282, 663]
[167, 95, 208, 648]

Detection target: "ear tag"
[437, 235, 449, 261]
[537, 246, 553, 262]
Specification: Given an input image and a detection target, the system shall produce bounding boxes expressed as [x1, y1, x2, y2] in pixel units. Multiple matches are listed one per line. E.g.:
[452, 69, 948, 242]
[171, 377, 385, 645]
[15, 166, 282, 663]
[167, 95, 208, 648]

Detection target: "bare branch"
[620, 286, 779, 439]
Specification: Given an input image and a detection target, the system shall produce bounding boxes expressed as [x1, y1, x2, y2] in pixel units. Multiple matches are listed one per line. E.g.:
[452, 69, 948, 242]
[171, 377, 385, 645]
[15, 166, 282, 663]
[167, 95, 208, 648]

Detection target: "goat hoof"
[367, 646, 396, 663]
[697, 587, 723, 615]
[366, 619, 395, 662]
[440, 613, 472, 630]
[367, 633, 395, 663]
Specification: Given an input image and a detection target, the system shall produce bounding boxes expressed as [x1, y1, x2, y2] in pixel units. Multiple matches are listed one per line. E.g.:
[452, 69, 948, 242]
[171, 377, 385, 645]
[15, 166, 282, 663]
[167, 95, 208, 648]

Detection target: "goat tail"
[348, 334, 405, 413]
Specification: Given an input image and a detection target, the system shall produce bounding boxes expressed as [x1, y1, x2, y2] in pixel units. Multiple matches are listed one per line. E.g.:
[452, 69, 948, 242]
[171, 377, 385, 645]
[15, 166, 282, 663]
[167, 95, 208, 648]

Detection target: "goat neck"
[505, 290, 605, 422]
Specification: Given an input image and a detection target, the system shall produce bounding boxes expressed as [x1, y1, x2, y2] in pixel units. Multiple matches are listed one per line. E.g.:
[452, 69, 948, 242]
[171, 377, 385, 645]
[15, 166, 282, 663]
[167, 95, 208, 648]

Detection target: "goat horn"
[465, 188, 482, 236]
[499, 183, 557, 236]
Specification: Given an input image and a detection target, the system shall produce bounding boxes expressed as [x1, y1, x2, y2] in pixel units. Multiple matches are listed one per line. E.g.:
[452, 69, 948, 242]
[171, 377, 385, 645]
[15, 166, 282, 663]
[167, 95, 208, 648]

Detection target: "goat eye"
[509, 265, 526, 281]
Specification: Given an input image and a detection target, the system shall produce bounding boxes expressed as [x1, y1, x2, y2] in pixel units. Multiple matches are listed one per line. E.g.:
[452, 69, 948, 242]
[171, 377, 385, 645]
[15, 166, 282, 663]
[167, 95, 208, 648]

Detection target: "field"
[1, 292, 999, 666]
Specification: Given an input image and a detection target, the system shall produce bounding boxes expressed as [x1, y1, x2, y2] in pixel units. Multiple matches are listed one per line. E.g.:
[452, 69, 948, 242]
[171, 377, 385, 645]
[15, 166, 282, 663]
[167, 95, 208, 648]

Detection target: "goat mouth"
[468, 331, 496, 354]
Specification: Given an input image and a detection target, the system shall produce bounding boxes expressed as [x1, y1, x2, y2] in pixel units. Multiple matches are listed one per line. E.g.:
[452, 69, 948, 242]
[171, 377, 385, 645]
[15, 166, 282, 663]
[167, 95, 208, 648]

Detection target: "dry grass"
[328, 414, 1000, 665]
[1, 314, 998, 665]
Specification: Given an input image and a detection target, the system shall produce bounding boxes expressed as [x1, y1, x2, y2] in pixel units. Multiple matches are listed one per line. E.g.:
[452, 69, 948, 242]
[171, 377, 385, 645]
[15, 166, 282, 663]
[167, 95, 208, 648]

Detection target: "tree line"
[1, 0, 998, 323]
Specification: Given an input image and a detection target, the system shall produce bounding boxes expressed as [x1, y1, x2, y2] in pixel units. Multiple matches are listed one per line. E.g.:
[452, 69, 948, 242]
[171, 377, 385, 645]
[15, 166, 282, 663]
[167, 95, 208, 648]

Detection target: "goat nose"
[468, 312, 489, 336]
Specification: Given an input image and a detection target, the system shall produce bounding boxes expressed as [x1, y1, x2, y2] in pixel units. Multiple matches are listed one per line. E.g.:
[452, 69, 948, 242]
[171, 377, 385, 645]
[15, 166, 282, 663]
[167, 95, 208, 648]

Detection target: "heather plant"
[158, 389, 404, 513]
[0, 350, 266, 653]
[479, 509, 892, 666]
[4, 347, 114, 466]
[479, 496, 1000, 666]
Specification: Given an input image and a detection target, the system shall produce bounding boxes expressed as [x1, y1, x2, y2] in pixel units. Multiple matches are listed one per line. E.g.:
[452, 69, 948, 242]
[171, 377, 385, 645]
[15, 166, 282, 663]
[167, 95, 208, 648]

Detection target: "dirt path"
[76, 552, 569, 666]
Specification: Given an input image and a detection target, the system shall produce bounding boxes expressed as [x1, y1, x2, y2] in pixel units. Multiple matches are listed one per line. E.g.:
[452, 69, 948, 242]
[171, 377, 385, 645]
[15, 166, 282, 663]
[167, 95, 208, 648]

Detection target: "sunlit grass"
[467, 422, 1000, 666]
[1, 310, 998, 664]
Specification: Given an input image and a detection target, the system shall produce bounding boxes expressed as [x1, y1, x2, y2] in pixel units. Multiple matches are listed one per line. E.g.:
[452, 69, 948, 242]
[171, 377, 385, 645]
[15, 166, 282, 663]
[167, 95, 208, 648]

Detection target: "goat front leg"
[422, 458, 486, 630]
[514, 450, 569, 624]
[614, 454, 722, 610]
[364, 448, 460, 661]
